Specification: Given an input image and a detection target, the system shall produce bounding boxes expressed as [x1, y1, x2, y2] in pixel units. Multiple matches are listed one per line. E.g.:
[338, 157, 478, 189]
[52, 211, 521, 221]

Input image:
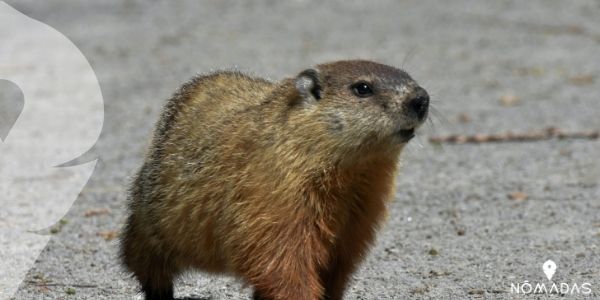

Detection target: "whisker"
[401, 46, 419, 70]
[413, 134, 425, 149]
[424, 115, 437, 136]
[428, 104, 453, 130]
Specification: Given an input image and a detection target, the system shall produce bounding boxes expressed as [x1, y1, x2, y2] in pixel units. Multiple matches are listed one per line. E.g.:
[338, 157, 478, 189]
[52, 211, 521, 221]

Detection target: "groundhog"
[120, 60, 429, 300]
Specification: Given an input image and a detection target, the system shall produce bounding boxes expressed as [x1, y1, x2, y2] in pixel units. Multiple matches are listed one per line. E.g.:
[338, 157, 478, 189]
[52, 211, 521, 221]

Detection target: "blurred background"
[3, 0, 600, 299]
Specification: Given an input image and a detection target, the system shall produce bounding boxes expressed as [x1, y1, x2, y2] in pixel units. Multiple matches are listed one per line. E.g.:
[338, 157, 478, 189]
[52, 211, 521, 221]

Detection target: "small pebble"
[507, 191, 528, 201]
[428, 248, 439, 256]
[499, 94, 520, 106]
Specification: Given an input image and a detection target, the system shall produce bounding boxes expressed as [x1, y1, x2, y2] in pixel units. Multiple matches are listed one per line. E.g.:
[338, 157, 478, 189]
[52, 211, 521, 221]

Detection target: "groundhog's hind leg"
[252, 290, 269, 300]
[142, 282, 174, 300]
[142, 283, 174, 300]
[121, 220, 178, 300]
[124, 250, 177, 299]
[124, 240, 177, 300]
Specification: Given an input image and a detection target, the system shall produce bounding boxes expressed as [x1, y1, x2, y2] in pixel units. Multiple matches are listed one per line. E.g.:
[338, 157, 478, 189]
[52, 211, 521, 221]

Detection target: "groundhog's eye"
[351, 82, 374, 98]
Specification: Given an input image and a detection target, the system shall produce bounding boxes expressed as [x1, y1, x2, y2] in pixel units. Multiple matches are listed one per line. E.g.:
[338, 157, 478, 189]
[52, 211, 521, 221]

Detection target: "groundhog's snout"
[391, 86, 429, 142]
[403, 87, 429, 122]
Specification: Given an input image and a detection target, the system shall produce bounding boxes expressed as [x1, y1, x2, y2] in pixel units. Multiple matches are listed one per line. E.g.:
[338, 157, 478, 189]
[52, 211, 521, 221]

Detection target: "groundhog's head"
[291, 60, 429, 152]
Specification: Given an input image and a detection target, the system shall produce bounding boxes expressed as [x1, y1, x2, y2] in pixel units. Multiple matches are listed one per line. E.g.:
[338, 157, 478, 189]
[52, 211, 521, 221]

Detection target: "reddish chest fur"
[225, 152, 400, 300]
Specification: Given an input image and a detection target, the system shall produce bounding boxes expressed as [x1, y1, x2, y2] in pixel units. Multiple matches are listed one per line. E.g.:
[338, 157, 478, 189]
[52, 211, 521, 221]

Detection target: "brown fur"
[121, 60, 428, 300]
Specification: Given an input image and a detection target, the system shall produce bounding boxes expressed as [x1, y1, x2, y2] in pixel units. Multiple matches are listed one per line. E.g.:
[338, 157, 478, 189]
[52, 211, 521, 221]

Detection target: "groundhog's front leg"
[249, 260, 323, 300]
[320, 254, 355, 300]
[321, 219, 380, 300]
[240, 224, 328, 300]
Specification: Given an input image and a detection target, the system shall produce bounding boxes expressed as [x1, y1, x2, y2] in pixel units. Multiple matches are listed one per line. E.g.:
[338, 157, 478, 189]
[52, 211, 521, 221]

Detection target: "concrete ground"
[4, 0, 600, 299]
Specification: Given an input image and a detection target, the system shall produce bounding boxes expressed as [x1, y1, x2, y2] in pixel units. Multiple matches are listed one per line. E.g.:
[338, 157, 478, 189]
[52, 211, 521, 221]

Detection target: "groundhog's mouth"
[395, 128, 415, 142]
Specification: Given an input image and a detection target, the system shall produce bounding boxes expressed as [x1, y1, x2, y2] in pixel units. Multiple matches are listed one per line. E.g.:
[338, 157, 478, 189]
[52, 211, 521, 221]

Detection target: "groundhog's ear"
[294, 68, 322, 102]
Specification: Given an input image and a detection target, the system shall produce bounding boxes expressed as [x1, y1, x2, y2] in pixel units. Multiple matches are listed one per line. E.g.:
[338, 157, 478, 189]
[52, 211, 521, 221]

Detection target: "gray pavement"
[4, 0, 600, 299]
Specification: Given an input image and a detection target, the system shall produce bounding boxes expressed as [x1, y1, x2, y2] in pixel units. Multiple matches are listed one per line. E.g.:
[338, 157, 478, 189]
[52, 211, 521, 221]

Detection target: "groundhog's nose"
[404, 90, 429, 121]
